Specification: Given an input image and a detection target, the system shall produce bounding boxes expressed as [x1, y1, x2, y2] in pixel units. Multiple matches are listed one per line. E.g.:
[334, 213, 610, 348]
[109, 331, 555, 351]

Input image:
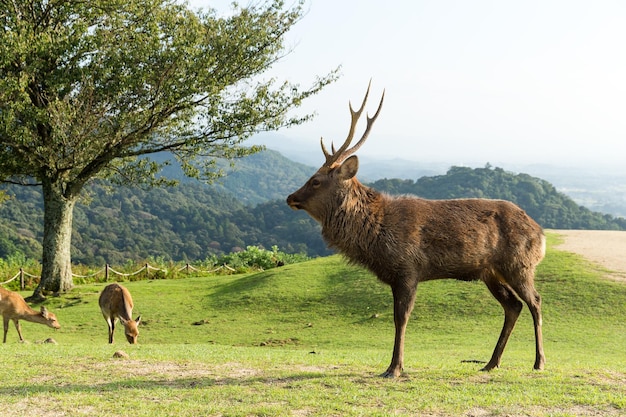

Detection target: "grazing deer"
[0, 287, 61, 343]
[99, 283, 141, 344]
[286, 82, 546, 378]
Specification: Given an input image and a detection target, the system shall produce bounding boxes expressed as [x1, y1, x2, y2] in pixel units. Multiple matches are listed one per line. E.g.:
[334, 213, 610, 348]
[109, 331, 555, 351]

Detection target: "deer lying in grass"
[99, 283, 141, 344]
[286, 82, 546, 378]
[0, 287, 61, 343]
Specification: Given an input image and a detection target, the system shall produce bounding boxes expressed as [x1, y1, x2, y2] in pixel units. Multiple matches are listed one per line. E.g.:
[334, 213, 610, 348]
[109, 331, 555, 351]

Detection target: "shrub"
[214, 245, 309, 272]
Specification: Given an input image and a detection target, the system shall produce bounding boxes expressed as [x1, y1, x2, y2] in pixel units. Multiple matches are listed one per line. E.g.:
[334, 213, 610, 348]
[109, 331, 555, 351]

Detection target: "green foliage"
[0, 0, 337, 186]
[0, 251, 41, 290]
[212, 245, 309, 272]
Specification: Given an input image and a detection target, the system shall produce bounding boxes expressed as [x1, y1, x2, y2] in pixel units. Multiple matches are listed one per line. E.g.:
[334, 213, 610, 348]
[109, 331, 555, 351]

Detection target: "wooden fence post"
[20, 268, 24, 290]
[105, 264, 109, 281]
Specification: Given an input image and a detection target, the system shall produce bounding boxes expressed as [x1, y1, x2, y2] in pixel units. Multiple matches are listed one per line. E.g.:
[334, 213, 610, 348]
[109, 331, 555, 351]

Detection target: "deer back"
[0, 287, 28, 318]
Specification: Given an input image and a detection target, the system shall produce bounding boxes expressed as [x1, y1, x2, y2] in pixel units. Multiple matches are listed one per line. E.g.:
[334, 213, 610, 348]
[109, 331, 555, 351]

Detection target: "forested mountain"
[218, 150, 314, 205]
[1, 152, 624, 265]
[0, 181, 329, 265]
[371, 165, 626, 230]
[156, 149, 314, 206]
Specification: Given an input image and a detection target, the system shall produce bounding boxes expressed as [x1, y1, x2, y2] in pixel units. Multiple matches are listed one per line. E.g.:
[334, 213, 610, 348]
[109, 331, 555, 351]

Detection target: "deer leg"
[110, 319, 116, 344]
[13, 319, 24, 342]
[482, 277, 523, 371]
[511, 283, 545, 370]
[382, 282, 417, 378]
[104, 317, 114, 344]
[3, 317, 9, 343]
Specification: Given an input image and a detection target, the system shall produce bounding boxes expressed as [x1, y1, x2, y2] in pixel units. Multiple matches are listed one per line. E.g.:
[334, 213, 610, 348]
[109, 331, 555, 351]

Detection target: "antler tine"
[320, 137, 332, 161]
[337, 89, 385, 162]
[330, 81, 372, 161]
[321, 81, 375, 167]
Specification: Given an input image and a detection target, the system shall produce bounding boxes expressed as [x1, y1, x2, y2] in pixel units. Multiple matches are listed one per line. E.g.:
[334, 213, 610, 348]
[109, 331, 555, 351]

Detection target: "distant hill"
[155, 149, 313, 205]
[370, 165, 626, 230]
[216, 150, 313, 205]
[0, 150, 624, 265]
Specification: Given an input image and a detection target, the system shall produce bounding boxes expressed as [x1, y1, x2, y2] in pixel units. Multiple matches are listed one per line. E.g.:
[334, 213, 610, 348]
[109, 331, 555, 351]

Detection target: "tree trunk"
[31, 179, 77, 300]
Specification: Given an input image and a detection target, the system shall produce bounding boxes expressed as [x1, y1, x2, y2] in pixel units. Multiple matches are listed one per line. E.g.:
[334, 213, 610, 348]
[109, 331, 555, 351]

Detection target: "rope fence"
[0, 262, 236, 290]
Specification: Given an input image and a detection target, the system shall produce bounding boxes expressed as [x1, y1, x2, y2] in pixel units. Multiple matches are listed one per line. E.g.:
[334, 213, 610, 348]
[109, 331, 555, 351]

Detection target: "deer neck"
[117, 304, 133, 322]
[322, 180, 384, 250]
[18, 306, 46, 324]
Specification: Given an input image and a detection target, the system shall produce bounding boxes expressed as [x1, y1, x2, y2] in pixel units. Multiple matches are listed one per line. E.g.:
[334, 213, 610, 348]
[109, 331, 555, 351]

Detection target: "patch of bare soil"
[551, 229, 626, 281]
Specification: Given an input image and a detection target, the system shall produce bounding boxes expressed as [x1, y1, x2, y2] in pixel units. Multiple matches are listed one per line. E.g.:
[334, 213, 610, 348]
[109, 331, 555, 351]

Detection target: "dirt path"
[550, 229, 626, 281]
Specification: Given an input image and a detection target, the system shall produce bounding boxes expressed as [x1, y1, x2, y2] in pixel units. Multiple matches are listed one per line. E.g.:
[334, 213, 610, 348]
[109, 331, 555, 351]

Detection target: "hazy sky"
[188, 1, 626, 168]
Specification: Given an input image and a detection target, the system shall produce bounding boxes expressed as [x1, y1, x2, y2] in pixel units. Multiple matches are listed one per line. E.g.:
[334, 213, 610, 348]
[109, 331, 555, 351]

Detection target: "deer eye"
[311, 178, 321, 187]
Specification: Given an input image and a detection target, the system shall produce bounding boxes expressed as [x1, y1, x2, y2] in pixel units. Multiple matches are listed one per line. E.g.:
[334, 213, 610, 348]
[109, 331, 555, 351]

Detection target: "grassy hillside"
[1, 232, 624, 416]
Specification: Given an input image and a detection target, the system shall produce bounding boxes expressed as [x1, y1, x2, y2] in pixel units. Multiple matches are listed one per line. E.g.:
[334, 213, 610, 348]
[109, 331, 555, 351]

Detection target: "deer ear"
[135, 315, 141, 326]
[338, 156, 359, 180]
[40, 306, 49, 318]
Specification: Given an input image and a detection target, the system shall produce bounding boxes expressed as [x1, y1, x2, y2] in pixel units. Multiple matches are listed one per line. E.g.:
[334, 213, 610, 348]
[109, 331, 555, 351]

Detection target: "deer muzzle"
[286, 194, 302, 210]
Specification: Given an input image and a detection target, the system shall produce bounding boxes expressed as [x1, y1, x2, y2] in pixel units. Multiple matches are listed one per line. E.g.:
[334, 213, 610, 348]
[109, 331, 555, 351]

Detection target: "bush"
[214, 245, 309, 272]
[0, 252, 40, 290]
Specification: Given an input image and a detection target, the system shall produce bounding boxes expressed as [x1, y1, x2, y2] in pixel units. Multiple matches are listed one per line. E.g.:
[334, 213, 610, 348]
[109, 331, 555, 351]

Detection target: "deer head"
[286, 82, 384, 221]
[40, 306, 61, 329]
[120, 315, 141, 344]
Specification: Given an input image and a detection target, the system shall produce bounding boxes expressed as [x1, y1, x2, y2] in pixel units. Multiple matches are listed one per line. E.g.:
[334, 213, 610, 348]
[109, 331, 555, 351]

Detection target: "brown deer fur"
[99, 283, 141, 344]
[286, 83, 546, 378]
[0, 287, 61, 343]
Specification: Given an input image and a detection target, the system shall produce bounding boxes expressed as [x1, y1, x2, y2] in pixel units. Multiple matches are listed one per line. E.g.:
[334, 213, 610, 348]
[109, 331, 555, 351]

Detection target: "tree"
[0, 0, 337, 299]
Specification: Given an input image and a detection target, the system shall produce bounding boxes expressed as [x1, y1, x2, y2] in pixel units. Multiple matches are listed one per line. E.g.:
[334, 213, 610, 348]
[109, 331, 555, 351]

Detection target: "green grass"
[1, 231, 625, 416]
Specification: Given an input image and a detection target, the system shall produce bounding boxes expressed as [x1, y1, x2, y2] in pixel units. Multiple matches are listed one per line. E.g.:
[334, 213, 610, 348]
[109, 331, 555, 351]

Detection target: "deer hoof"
[380, 367, 402, 378]
[480, 363, 499, 372]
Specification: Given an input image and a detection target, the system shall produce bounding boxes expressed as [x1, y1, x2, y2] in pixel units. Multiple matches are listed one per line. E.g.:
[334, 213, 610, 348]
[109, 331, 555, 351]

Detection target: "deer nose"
[286, 194, 300, 210]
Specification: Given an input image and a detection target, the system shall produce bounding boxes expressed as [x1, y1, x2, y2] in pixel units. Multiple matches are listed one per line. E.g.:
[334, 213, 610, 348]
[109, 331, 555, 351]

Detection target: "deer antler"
[321, 81, 385, 168]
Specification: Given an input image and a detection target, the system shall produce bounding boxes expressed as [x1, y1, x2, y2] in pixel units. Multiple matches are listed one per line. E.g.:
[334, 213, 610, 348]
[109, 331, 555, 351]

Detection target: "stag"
[99, 283, 141, 344]
[0, 287, 61, 343]
[286, 82, 546, 378]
